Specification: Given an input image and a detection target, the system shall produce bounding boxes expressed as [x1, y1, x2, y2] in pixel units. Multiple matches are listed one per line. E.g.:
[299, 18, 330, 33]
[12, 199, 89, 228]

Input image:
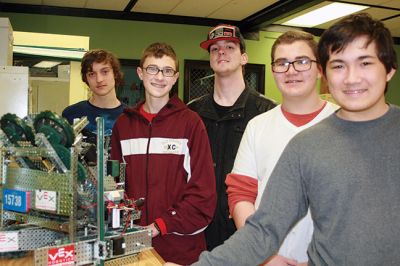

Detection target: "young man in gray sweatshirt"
[165, 12, 399, 266]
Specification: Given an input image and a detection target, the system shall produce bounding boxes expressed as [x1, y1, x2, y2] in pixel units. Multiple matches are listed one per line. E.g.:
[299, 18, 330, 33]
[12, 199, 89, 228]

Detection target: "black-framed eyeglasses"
[143, 65, 177, 77]
[271, 58, 318, 73]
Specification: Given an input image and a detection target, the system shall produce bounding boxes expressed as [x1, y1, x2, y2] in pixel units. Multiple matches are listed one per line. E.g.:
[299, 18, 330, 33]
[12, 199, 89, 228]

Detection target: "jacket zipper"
[145, 121, 152, 224]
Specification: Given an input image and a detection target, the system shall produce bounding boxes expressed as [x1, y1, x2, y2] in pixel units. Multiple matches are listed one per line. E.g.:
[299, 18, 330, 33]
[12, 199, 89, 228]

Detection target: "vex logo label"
[35, 190, 57, 211]
[0, 234, 16, 243]
[37, 191, 55, 201]
[48, 245, 75, 265]
[0, 232, 19, 251]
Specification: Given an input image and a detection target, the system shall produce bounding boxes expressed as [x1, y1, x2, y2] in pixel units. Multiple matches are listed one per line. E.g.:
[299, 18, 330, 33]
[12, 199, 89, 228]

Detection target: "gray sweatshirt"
[194, 105, 400, 265]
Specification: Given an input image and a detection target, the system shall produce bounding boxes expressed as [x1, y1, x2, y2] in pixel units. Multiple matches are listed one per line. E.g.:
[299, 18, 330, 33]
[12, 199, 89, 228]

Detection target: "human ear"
[137, 67, 144, 81]
[241, 53, 248, 65]
[386, 68, 396, 82]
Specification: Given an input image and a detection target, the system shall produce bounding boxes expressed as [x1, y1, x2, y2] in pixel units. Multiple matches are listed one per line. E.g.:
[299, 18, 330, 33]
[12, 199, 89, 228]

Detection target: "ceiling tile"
[364, 7, 400, 20]
[42, 0, 86, 8]
[169, 0, 232, 18]
[86, 0, 130, 11]
[384, 16, 400, 29]
[208, 0, 279, 20]
[383, 17, 400, 37]
[381, 0, 400, 9]
[132, 0, 182, 14]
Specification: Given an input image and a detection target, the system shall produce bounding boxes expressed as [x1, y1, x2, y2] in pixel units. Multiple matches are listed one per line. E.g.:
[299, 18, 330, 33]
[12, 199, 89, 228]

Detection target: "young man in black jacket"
[188, 24, 276, 251]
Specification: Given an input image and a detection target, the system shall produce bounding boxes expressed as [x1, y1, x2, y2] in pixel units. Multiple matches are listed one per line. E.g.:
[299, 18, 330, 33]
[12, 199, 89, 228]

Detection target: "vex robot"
[0, 111, 151, 265]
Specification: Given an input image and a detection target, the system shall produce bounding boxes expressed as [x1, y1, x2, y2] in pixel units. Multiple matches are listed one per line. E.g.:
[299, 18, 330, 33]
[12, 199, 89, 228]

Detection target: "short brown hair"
[139, 42, 179, 70]
[81, 49, 123, 87]
[271, 30, 318, 62]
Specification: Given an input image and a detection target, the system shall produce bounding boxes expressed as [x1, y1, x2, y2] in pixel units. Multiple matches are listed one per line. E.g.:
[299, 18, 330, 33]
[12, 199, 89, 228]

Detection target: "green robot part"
[52, 144, 87, 182]
[33, 111, 75, 147]
[0, 113, 35, 145]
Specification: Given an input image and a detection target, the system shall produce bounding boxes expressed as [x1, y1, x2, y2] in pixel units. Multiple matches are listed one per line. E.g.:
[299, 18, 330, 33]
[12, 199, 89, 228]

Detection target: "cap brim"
[200, 37, 241, 50]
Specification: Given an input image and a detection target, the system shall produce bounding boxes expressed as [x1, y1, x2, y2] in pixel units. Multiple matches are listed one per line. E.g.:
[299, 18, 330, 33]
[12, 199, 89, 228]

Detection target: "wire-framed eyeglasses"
[143, 65, 177, 77]
[271, 58, 318, 73]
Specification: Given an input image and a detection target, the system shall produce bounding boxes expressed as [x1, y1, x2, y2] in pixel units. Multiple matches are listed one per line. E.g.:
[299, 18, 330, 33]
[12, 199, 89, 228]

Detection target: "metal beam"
[123, 0, 138, 13]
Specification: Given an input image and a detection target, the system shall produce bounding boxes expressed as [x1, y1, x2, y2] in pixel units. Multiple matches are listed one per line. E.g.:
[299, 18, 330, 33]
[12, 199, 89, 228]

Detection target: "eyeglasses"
[143, 65, 177, 77]
[271, 58, 317, 73]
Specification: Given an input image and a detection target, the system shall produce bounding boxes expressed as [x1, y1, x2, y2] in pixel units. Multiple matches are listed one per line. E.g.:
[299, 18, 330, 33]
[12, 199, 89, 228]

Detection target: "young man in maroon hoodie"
[111, 42, 216, 265]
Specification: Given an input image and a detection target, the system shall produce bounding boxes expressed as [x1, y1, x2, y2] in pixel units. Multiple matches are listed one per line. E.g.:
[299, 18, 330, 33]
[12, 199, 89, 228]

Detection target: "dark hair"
[81, 49, 123, 87]
[140, 42, 179, 70]
[318, 13, 397, 75]
[271, 30, 318, 62]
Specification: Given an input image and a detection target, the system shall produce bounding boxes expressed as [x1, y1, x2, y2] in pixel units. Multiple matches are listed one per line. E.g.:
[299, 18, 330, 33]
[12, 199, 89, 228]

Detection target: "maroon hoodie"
[111, 95, 216, 264]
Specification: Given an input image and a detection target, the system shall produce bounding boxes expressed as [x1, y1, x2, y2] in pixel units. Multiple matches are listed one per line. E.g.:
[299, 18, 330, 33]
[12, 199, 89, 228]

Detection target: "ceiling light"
[14, 45, 86, 60]
[282, 3, 369, 27]
[33, 61, 62, 68]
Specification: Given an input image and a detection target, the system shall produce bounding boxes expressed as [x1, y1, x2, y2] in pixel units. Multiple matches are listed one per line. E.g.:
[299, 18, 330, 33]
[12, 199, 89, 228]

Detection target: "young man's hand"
[164, 263, 181, 266]
[145, 223, 160, 238]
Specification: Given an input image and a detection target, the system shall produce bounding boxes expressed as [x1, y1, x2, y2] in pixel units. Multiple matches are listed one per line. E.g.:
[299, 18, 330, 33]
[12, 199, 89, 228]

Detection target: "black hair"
[318, 13, 397, 75]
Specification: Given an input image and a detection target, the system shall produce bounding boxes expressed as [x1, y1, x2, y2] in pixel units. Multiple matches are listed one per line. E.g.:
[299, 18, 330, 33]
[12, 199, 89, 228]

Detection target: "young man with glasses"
[226, 30, 337, 266]
[189, 24, 276, 251]
[111, 42, 216, 265]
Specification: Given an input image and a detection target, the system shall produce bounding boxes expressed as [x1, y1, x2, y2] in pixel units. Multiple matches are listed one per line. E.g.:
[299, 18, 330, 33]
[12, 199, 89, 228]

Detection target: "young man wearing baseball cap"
[188, 24, 276, 251]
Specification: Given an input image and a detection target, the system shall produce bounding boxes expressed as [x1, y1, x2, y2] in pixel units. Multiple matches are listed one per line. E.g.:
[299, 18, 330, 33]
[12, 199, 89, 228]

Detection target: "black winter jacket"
[188, 88, 276, 250]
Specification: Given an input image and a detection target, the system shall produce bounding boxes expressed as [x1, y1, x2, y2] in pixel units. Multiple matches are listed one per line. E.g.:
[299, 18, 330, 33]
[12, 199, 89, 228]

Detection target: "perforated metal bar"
[17, 227, 64, 250]
[69, 141, 79, 243]
[96, 117, 105, 266]
[72, 117, 89, 135]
